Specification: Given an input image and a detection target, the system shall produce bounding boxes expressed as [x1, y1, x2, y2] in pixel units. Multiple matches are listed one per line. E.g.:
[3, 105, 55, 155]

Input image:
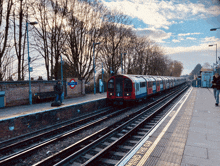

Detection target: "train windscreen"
[115, 77, 123, 97]
[108, 78, 114, 92]
[124, 78, 132, 92]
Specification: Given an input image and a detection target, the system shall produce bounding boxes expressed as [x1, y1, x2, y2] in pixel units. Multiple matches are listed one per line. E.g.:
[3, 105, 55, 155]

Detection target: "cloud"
[172, 39, 180, 43]
[178, 32, 202, 36]
[164, 36, 220, 55]
[101, 0, 220, 29]
[186, 37, 196, 40]
[134, 28, 172, 43]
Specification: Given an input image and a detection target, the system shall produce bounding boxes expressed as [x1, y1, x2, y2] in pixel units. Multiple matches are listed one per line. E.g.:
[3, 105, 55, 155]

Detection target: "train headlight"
[109, 93, 114, 96]
[126, 93, 131, 96]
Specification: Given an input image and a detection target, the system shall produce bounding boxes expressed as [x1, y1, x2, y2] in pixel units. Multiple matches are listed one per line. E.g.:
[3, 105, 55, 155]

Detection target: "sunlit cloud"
[164, 36, 220, 55]
[134, 28, 172, 43]
[178, 32, 202, 36]
[101, 0, 220, 29]
[172, 39, 180, 43]
[186, 37, 196, 40]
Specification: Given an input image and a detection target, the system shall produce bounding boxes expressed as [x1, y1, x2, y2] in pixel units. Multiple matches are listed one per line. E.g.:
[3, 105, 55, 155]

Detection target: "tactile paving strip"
[124, 88, 197, 166]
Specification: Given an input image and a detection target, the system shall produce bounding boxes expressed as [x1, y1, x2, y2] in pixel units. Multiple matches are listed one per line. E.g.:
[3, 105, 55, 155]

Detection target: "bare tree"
[99, 11, 132, 76]
[62, 0, 105, 82]
[31, 0, 51, 80]
[48, 0, 68, 80]
[0, 0, 13, 81]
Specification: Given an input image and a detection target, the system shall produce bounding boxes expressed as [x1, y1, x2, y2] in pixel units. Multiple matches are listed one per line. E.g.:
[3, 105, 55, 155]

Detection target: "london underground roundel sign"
[68, 78, 77, 89]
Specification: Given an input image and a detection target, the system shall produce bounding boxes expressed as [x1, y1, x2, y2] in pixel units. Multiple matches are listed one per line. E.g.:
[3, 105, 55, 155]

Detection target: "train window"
[115, 77, 123, 97]
[140, 82, 146, 88]
[124, 78, 132, 92]
[136, 83, 139, 91]
[108, 79, 114, 92]
[157, 81, 159, 86]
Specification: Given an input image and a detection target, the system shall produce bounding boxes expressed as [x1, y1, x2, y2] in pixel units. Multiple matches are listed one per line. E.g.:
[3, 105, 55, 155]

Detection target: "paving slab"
[0, 92, 106, 120]
[119, 87, 220, 166]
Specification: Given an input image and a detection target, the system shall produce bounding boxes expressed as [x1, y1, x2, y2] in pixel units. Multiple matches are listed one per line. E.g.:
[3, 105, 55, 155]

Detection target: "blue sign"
[68, 82, 77, 85]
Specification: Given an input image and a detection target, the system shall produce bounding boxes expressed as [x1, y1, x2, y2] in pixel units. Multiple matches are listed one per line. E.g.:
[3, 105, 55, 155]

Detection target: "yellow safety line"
[136, 87, 193, 166]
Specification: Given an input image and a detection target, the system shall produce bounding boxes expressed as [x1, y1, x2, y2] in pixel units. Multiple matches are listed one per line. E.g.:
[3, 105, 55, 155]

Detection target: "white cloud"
[186, 37, 196, 40]
[134, 28, 172, 43]
[101, 0, 220, 29]
[172, 39, 180, 43]
[178, 33, 191, 37]
[164, 36, 220, 55]
[178, 32, 202, 36]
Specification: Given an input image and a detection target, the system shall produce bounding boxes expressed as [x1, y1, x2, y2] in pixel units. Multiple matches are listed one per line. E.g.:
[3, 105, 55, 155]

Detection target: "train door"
[107, 78, 115, 99]
[124, 78, 132, 97]
[115, 77, 123, 97]
[156, 80, 160, 92]
[153, 81, 156, 93]
[160, 80, 163, 91]
[135, 82, 140, 97]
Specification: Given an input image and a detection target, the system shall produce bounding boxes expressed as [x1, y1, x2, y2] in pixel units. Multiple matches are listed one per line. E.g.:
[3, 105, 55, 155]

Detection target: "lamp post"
[93, 42, 100, 94]
[210, 27, 220, 31]
[26, 21, 38, 105]
[121, 53, 126, 74]
[60, 55, 64, 100]
[102, 63, 104, 93]
[209, 44, 218, 65]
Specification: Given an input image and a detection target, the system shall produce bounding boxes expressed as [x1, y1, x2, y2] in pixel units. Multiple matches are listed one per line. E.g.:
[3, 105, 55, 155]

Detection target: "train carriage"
[107, 74, 186, 104]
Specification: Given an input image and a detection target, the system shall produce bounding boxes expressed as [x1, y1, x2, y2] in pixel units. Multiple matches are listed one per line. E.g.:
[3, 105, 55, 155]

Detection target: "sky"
[100, 0, 220, 75]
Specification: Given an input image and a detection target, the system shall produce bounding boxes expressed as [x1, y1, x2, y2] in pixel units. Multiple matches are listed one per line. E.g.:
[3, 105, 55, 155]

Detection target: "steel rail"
[0, 106, 112, 149]
[52, 85, 188, 165]
[0, 106, 131, 166]
[33, 85, 183, 166]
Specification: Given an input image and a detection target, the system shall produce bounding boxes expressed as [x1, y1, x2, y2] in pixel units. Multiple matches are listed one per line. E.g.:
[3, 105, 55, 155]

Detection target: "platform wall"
[0, 80, 85, 107]
[0, 98, 106, 141]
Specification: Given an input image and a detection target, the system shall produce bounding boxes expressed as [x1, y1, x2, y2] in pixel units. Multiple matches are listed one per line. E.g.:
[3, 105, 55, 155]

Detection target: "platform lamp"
[26, 21, 38, 105]
[209, 44, 218, 65]
[93, 42, 101, 94]
[210, 27, 220, 31]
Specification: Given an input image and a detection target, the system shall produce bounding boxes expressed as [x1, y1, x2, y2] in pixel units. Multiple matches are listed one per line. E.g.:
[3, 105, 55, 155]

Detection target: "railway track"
[0, 84, 187, 166]
[34, 84, 189, 166]
[0, 106, 120, 165]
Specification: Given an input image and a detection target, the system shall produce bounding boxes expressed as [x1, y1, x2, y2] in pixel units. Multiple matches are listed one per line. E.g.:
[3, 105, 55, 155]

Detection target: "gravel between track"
[15, 104, 146, 166]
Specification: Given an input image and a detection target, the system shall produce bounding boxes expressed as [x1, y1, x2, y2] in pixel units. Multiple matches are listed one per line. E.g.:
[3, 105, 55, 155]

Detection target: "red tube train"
[107, 74, 186, 104]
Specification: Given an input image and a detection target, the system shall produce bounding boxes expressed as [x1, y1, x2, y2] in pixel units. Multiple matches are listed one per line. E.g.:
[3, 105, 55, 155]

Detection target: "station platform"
[0, 92, 106, 121]
[118, 87, 220, 166]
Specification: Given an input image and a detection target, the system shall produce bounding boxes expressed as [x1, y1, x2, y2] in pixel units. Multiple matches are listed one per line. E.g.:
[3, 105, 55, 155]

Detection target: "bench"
[33, 91, 57, 103]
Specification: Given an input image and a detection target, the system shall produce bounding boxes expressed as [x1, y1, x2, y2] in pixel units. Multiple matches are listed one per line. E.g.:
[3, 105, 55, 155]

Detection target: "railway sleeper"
[137, 131, 147, 135]
[71, 162, 81, 166]
[109, 137, 118, 141]
[83, 153, 93, 160]
[93, 147, 103, 152]
[138, 128, 149, 132]
[103, 142, 111, 146]
[132, 135, 143, 139]
[117, 133, 125, 137]
[99, 158, 118, 165]
[109, 151, 127, 157]
[116, 146, 133, 154]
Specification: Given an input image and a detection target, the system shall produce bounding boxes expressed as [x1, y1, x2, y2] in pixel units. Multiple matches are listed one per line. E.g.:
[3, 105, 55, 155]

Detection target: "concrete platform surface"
[0, 92, 106, 120]
[119, 87, 220, 166]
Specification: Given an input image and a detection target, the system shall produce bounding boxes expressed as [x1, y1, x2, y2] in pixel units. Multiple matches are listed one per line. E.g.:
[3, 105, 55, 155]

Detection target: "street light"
[210, 27, 220, 31]
[121, 53, 126, 74]
[26, 21, 38, 105]
[209, 44, 218, 64]
[93, 42, 100, 94]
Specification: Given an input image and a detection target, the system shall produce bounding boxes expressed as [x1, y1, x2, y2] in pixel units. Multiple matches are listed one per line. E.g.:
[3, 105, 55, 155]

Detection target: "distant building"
[200, 68, 214, 88]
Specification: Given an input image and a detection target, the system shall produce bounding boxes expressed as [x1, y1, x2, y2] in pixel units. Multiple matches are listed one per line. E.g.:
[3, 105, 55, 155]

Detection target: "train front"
[107, 75, 135, 104]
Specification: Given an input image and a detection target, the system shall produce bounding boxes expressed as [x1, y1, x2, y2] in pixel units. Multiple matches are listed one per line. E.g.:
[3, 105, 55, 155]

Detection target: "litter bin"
[0, 91, 5, 108]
